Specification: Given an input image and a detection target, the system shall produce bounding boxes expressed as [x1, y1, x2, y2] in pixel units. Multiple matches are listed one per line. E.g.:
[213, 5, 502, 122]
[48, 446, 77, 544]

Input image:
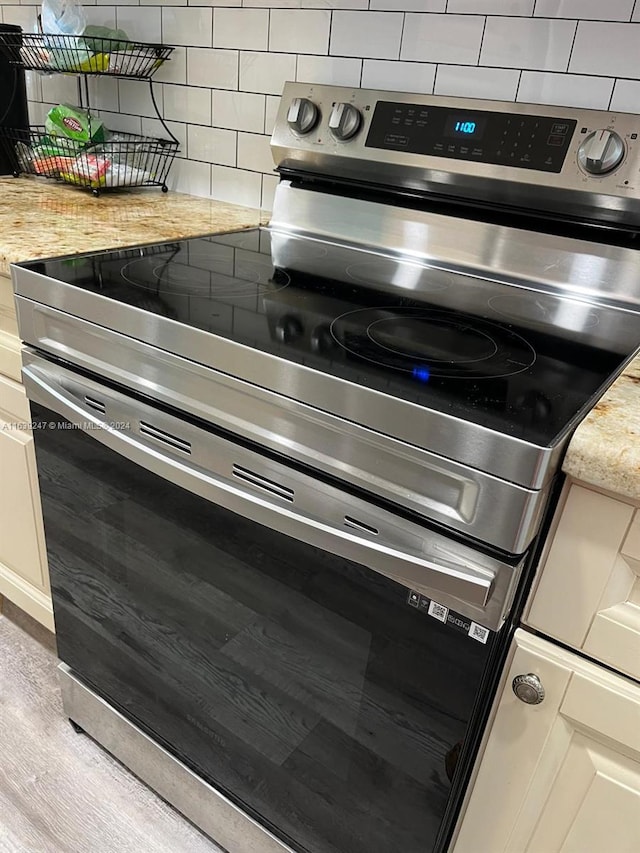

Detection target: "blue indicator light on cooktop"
[412, 366, 431, 382]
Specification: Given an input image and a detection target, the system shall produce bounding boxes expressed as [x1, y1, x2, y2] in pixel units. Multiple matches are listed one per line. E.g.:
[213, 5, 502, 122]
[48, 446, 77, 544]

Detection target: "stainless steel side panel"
[59, 664, 293, 853]
[24, 351, 521, 627]
[17, 299, 551, 554]
[13, 273, 562, 494]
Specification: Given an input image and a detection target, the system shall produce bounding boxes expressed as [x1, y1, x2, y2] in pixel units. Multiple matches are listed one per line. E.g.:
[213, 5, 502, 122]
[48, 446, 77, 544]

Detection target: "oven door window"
[32, 402, 490, 853]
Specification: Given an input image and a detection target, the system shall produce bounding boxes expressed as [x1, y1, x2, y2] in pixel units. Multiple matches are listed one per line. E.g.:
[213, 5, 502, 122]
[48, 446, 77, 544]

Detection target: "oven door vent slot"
[84, 395, 106, 414]
[344, 516, 379, 536]
[233, 464, 294, 502]
[139, 421, 192, 455]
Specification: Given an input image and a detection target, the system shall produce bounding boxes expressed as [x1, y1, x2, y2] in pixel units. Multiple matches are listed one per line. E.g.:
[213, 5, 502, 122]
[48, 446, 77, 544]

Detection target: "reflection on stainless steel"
[270, 182, 640, 316]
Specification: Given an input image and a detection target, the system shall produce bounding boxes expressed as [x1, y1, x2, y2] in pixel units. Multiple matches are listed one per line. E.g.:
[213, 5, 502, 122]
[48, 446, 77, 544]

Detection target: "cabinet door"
[0, 373, 53, 628]
[453, 629, 640, 853]
[526, 482, 640, 681]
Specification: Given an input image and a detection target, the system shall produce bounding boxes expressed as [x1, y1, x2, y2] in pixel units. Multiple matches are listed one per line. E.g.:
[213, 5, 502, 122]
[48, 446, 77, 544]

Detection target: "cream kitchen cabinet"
[526, 480, 640, 683]
[452, 628, 640, 853]
[0, 272, 53, 630]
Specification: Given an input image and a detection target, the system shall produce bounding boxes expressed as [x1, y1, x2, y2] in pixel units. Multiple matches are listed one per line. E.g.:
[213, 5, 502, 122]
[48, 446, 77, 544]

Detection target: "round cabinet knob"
[287, 98, 319, 136]
[578, 129, 625, 175]
[512, 673, 545, 705]
[329, 102, 362, 141]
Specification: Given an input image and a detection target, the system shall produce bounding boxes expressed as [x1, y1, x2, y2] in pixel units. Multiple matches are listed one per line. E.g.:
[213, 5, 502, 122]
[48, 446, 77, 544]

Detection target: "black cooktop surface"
[23, 228, 639, 447]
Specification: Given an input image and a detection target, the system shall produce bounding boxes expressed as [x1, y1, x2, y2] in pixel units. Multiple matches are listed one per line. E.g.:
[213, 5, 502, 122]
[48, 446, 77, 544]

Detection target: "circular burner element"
[346, 259, 450, 292]
[330, 306, 536, 380]
[121, 254, 289, 298]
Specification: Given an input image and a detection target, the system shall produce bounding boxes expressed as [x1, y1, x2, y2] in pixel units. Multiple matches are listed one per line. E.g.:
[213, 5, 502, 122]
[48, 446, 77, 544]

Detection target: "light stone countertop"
[563, 354, 640, 502]
[2, 176, 638, 502]
[0, 176, 263, 275]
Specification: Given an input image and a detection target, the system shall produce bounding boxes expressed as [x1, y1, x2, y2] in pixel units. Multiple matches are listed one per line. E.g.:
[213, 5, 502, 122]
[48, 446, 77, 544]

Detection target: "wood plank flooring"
[0, 600, 224, 853]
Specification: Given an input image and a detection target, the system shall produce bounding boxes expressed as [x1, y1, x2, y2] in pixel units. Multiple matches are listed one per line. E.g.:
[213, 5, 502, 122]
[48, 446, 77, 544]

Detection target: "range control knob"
[275, 315, 303, 344]
[287, 98, 319, 136]
[329, 102, 362, 141]
[578, 129, 625, 175]
[512, 673, 545, 705]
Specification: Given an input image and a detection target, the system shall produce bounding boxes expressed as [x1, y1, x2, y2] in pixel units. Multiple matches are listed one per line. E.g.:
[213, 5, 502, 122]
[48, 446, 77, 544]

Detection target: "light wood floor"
[0, 599, 224, 853]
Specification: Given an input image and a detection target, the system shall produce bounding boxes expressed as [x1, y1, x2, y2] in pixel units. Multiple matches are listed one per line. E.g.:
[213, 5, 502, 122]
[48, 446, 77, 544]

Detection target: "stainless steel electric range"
[12, 83, 640, 853]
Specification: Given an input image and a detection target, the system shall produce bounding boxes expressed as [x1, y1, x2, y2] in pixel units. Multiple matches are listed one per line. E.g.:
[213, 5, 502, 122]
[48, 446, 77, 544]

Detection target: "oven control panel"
[271, 83, 640, 225]
[365, 101, 577, 173]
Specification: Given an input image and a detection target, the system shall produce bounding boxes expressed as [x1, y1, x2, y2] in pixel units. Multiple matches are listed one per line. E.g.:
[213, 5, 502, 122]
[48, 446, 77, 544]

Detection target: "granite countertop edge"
[562, 354, 640, 502]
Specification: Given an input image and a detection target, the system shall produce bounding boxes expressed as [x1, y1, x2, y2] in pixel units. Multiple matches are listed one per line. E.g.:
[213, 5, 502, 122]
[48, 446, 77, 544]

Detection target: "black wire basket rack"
[0, 126, 180, 194]
[0, 30, 173, 79]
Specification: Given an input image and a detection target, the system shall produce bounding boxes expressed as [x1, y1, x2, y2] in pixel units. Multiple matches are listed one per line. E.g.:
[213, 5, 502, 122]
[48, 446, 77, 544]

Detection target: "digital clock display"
[444, 115, 487, 140]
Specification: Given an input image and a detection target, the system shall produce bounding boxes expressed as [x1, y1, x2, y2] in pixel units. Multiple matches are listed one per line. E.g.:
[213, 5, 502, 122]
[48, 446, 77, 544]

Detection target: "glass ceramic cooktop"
[23, 228, 639, 448]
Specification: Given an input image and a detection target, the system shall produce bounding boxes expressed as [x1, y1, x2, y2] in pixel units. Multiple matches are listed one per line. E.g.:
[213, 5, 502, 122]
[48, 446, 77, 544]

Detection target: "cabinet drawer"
[526, 482, 640, 681]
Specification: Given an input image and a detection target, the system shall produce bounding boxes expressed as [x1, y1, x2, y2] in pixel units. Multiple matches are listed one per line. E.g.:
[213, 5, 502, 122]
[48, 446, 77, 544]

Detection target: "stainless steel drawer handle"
[139, 421, 192, 455]
[512, 673, 545, 705]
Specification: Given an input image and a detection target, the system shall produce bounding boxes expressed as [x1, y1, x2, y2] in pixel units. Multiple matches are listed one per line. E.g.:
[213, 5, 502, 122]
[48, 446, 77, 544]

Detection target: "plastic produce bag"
[41, 0, 90, 69]
[41, 0, 86, 38]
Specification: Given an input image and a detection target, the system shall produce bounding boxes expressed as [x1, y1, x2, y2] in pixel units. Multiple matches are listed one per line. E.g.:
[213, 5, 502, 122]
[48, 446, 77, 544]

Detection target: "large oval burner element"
[330, 307, 537, 379]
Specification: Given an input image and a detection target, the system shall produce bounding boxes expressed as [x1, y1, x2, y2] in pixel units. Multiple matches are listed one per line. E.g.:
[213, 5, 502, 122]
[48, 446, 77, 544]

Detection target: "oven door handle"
[23, 358, 506, 621]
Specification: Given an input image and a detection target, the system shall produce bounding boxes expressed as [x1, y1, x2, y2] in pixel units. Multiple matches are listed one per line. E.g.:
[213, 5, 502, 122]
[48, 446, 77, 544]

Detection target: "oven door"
[23, 350, 519, 853]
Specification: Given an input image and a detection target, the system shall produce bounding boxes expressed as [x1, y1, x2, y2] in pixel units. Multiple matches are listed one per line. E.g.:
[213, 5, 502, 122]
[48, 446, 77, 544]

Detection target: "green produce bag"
[45, 104, 105, 145]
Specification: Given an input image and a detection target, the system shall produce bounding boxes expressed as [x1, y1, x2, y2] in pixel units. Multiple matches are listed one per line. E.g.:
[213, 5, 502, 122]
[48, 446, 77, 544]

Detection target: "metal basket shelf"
[0, 31, 173, 79]
[0, 126, 179, 194]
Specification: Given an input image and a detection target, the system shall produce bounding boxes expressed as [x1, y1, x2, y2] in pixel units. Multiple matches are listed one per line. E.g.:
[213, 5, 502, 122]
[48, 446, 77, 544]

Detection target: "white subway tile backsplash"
[213, 8, 269, 50]
[240, 51, 297, 95]
[261, 173, 279, 212]
[361, 60, 435, 93]
[518, 71, 614, 110]
[301, 0, 367, 8]
[448, 0, 533, 14]
[370, 1, 445, 11]
[154, 46, 187, 85]
[237, 132, 275, 173]
[481, 17, 576, 71]
[401, 14, 485, 65]
[435, 65, 520, 101]
[188, 125, 237, 165]
[611, 79, 640, 111]
[141, 117, 187, 150]
[212, 89, 265, 132]
[120, 79, 163, 118]
[534, 0, 634, 22]
[264, 95, 281, 133]
[173, 159, 211, 198]
[296, 55, 362, 86]
[10, 0, 640, 210]
[269, 10, 330, 54]
[187, 48, 238, 90]
[2, 6, 36, 31]
[117, 8, 161, 43]
[163, 83, 212, 124]
[570, 22, 640, 78]
[162, 8, 213, 47]
[211, 164, 262, 207]
[331, 11, 403, 60]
